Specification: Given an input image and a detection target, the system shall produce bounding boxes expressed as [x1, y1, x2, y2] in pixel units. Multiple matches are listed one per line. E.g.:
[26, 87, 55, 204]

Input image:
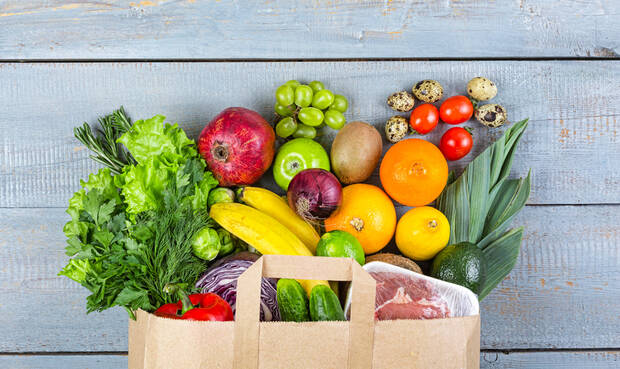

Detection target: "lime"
[316, 230, 365, 265]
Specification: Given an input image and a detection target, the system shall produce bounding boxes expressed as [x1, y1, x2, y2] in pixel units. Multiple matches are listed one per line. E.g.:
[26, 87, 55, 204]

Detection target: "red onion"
[287, 168, 342, 221]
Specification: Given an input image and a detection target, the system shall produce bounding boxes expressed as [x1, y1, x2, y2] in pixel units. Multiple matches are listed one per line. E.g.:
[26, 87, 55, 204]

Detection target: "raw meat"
[371, 271, 450, 320]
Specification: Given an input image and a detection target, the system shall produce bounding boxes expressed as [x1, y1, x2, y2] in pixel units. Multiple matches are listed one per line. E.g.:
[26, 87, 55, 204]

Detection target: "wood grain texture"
[1, 61, 619, 208]
[480, 351, 620, 368]
[0, 355, 128, 369]
[1, 351, 618, 369]
[0, 0, 618, 59]
[1, 206, 617, 352]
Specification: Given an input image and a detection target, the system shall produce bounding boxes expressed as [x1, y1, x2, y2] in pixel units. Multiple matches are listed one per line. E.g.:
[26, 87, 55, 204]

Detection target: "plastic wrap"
[345, 261, 479, 320]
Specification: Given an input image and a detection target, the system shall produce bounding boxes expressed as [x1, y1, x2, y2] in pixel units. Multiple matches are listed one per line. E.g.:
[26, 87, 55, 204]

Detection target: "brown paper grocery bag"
[129, 255, 480, 369]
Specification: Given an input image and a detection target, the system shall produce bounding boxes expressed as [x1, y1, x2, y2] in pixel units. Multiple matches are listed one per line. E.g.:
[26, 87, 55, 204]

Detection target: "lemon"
[395, 206, 450, 261]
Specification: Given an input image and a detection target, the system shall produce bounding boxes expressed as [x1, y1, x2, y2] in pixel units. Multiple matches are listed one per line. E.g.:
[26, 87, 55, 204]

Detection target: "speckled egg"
[385, 116, 409, 143]
[467, 77, 497, 101]
[387, 91, 415, 112]
[475, 104, 507, 127]
[412, 80, 443, 103]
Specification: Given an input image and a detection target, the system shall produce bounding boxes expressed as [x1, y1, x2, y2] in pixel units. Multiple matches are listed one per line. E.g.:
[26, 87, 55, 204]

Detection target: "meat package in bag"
[344, 261, 479, 320]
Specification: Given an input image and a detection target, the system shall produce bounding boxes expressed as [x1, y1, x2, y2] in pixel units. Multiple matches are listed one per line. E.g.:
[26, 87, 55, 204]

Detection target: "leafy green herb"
[60, 109, 220, 319]
[436, 119, 531, 300]
[74, 107, 136, 174]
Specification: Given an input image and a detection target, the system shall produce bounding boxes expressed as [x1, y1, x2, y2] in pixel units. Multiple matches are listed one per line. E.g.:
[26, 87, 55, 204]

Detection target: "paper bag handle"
[233, 255, 376, 369]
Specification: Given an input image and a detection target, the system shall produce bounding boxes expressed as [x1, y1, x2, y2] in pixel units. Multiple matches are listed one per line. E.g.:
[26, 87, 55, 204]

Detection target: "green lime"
[430, 242, 487, 294]
[316, 230, 365, 266]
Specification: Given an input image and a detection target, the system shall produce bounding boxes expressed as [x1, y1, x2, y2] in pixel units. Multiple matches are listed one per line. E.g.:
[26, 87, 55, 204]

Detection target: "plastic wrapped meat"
[345, 261, 479, 321]
[372, 271, 450, 320]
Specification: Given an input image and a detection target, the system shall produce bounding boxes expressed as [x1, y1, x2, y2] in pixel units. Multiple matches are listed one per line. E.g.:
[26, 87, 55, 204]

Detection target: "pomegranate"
[198, 107, 275, 186]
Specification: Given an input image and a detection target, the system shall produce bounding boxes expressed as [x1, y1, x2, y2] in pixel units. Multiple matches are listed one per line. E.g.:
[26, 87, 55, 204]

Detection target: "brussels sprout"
[192, 227, 220, 261]
[217, 228, 235, 256]
[207, 187, 235, 208]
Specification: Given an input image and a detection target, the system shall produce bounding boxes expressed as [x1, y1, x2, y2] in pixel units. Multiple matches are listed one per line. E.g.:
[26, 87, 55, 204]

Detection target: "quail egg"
[475, 104, 507, 127]
[387, 91, 415, 112]
[412, 80, 443, 103]
[467, 77, 497, 101]
[385, 116, 409, 143]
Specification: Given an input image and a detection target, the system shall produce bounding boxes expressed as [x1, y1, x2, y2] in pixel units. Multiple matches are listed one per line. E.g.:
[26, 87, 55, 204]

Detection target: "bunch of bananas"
[210, 187, 327, 295]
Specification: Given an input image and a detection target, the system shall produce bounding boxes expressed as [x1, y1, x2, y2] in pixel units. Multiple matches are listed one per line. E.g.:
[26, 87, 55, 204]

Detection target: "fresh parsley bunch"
[59, 109, 219, 319]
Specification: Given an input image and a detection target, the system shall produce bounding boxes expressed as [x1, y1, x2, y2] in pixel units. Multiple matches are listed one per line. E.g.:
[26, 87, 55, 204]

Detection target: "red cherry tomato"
[439, 127, 473, 161]
[410, 104, 439, 134]
[439, 96, 473, 124]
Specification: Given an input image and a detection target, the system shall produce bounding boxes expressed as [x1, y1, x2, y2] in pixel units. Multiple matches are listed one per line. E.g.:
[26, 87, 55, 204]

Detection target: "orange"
[379, 138, 448, 206]
[325, 184, 396, 254]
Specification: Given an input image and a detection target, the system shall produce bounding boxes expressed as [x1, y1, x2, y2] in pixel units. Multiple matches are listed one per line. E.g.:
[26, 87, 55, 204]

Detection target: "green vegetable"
[216, 229, 235, 256]
[73, 107, 135, 174]
[60, 109, 220, 319]
[276, 279, 310, 322]
[207, 187, 235, 208]
[431, 242, 487, 294]
[435, 119, 531, 300]
[117, 115, 197, 164]
[112, 115, 218, 215]
[192, 227, 221, 261]
[309, 285, 345, 321]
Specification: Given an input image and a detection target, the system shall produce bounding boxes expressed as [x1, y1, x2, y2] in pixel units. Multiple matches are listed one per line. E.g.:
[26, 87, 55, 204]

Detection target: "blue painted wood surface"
[1, 62, 618, 207]
[0, 1, 619, 368]
[1, 351, 618, 369]
[0, 0, 618, 59]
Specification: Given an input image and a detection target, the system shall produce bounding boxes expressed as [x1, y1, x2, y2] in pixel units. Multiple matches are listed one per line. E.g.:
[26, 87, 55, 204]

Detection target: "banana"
[210, 202, 329, 295]
[238, 187, 320, 253]
[210, 202, 312, 257]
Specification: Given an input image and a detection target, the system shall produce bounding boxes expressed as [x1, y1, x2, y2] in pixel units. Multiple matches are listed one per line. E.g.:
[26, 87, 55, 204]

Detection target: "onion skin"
[287, 169, 342, 221]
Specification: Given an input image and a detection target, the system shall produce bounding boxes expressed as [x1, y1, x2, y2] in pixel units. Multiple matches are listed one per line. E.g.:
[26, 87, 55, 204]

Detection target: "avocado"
[430, 242, 486, 294]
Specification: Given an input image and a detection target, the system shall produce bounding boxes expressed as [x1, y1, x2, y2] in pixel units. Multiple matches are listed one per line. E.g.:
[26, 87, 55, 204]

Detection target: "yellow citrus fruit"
[395, 206, 450, 261]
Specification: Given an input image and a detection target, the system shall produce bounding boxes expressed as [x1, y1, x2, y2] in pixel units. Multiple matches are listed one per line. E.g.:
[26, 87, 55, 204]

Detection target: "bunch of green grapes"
[274, 80, 349, 139]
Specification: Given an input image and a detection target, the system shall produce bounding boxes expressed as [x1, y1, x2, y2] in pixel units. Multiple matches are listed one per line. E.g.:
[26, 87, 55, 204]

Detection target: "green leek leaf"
[479, 227, 524, 300]
[436, 119, 531, 300]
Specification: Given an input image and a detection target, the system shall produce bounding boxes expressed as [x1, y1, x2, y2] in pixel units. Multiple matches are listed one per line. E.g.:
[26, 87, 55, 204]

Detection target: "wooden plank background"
[1, 1, 619, 368]
[0, 0, 619, 60]
[1, 351, 618, 369]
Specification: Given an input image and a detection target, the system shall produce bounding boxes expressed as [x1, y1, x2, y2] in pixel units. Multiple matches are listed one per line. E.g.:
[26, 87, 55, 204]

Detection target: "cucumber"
[309, 285, 345, 321]
[276, 279, 310, 322]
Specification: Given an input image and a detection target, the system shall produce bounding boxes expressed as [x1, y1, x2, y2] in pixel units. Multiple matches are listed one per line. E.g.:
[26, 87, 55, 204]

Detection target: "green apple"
[273, 138, 330, 190]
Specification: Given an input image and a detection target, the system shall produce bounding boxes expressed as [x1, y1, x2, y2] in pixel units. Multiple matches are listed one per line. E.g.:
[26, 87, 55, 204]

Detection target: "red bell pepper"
[154, 284, 233, 321]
